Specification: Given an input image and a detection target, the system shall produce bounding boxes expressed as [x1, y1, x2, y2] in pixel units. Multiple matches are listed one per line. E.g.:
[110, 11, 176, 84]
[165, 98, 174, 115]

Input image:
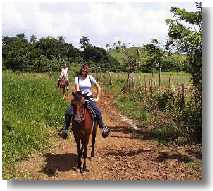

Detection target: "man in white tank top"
[58, 64, 69, 89]
[60, 65, 69, 81]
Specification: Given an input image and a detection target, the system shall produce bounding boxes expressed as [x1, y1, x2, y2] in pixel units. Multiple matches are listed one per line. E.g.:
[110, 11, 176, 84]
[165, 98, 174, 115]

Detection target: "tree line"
[2, 34, 119, 72]
[3, 35, 190, 73]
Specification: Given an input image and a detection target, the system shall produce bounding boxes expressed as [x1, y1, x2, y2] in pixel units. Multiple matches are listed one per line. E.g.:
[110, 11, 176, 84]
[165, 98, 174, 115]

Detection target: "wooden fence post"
[169, 74, 171, 89]
[180, 83, 185, 111]
[159, 67, 161, 88]
[153, 80, 156, 90]
[150, 79, 153, 94]
[108, 72, 112, 85]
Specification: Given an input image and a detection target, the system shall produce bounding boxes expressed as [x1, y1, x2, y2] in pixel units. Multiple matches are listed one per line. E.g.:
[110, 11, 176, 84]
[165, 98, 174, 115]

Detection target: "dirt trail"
[16, 93, 201, 181]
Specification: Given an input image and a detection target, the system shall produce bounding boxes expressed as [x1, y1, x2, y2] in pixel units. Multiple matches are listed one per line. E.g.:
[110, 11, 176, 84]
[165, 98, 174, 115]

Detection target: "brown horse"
[58, 77, 69, 97]
[71, 91, 97, 173]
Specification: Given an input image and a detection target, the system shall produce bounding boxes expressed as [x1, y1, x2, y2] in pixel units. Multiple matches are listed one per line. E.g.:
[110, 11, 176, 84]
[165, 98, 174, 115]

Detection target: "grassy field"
[2, 71, 68, 179]
[95, 71, 191, 89]
[96, 71, 192, 94]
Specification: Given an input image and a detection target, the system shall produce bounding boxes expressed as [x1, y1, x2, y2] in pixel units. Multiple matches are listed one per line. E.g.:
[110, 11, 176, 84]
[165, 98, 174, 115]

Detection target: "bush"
[152, 89, 175, 111]
[151, 122, 180, 143]
[182, 94, 202, 143]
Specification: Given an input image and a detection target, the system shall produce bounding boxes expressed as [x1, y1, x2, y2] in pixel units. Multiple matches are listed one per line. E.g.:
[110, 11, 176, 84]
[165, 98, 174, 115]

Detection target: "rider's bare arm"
[94, 83, 101, 102]
[75, 84, 80, 91]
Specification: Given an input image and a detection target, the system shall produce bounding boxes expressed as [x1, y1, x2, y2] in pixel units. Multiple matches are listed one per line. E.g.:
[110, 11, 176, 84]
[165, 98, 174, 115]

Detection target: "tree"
[166, 2, 202, 89]
[166, 2, 202, 142]
[121, 43, 126, 49]
[142, 39, 164, 72]
[117, 40, 121, 48]
[36, 36, 63, 59]
[66, 43, 81, 62]
[151, 39, 159, 44]
[161, 53, 188, 72]
[105, 43, 110, 51]
[16, 33, 26, 40]
[113, 42, 116, 49]
[30, 35, 37, 44]
[80, 36, 91, 50]
[2, 35, 30, 71]
[58, 36, 65, 44]
[119, 45, 140, 92]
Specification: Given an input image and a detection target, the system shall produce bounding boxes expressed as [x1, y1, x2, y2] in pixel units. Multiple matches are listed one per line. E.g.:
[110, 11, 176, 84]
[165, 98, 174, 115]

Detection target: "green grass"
[115, 95, 149, 122]
[2, 71, 68, 179]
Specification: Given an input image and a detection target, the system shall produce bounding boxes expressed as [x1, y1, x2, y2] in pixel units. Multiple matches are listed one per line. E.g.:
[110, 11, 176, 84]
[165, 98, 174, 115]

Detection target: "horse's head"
[72, 91, 86, 106]
[71, 91, 89, 123]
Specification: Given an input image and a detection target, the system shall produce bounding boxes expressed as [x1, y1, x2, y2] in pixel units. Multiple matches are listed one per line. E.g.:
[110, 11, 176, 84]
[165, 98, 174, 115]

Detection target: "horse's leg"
[65, 82, 68, 96]
[76, 140, 82, 170]
[91, 121, 97, 157]
[64, 86, 67, 97]
[63, 87, 65, 98]
[82, 143, 88, 172]
[65, 86, 68, 97]
[60, 87, 63, 96]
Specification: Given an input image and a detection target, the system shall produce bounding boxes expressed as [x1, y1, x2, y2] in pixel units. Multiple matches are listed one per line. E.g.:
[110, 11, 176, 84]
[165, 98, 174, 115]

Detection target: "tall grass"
[2, 71, 67, 179]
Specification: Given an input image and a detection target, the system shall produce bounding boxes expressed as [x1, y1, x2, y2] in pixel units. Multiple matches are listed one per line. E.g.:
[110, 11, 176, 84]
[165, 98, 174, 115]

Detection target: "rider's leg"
[59, 104, 73, 139]
[87, 100, 110, 138]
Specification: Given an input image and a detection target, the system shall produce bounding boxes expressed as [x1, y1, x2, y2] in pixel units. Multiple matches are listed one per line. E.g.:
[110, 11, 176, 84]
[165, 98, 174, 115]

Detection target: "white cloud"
[2, 1, 196, 47]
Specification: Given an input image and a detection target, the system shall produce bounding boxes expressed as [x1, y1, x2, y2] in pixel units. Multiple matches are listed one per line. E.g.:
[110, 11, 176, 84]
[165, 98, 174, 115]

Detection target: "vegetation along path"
[15, 92, 201, 181]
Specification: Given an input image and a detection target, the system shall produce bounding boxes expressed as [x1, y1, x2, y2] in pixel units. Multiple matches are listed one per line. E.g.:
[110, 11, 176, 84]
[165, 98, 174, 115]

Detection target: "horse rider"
[59, 63, 110, 139]
[57, 64, 69, 90]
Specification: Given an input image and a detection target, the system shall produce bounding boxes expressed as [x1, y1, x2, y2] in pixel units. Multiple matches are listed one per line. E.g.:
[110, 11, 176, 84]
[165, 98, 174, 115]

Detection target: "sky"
[2, 1, 197, 48]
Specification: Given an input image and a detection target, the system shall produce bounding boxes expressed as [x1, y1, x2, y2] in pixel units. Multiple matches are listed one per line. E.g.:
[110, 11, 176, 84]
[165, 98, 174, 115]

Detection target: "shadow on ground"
[108, 125, 201, 162]
[103, 148, 150, 157]
[41, 153, 78, 177]
[156, 152, 193, 163]
[108, 125, 158, 140]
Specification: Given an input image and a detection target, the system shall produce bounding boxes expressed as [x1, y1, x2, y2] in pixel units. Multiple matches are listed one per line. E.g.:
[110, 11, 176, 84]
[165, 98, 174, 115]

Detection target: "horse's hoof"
[82, 168, 89, 173]
[58, 131, 68, 139]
